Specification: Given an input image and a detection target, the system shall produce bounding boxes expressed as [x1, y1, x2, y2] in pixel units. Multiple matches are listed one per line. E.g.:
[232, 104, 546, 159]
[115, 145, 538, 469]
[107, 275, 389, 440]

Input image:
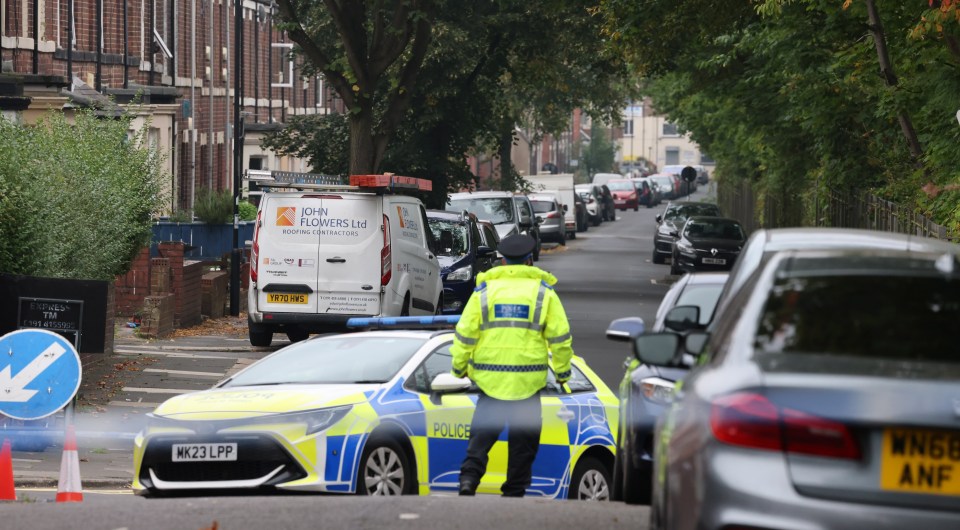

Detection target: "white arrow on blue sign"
[0, 329, 82, 420]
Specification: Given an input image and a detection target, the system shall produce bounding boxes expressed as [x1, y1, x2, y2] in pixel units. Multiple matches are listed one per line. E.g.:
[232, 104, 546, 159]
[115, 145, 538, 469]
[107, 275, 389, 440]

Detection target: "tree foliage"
[596, 0, 960, 231]
[0, 110, 168, 280]
[267, 0, 638, 200]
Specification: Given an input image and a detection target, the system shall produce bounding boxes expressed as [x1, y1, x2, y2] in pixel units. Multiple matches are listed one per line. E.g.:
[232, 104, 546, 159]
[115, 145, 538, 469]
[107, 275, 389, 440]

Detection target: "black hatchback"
[670, 216, 746, 275]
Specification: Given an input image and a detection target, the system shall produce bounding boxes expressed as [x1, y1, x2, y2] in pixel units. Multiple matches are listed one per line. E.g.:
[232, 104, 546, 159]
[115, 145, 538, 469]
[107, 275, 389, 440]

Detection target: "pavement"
[6, 315, 284, 490]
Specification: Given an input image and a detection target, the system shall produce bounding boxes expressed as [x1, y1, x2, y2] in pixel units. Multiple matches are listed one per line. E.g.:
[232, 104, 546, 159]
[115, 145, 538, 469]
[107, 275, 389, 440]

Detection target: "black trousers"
[459, 391, 542, 497]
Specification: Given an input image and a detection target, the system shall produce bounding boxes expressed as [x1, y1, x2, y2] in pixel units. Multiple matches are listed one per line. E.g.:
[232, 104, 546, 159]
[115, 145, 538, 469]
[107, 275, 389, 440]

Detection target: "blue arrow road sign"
[0, 329, 82, 420]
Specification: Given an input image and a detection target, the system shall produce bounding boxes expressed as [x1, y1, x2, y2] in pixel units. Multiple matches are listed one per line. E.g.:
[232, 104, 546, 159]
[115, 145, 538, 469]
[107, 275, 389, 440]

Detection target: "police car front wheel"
[357, 437, 414, 496]
[569, 456, 611, 501]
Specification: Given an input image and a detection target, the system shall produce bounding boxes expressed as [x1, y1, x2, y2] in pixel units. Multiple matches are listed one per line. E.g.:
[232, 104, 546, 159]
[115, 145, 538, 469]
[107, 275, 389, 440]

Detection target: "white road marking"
[108, 401, 162, 408]
[143, 368, 224, 378]
[116, 349, 233, 360]
[121, 387, 196, 394]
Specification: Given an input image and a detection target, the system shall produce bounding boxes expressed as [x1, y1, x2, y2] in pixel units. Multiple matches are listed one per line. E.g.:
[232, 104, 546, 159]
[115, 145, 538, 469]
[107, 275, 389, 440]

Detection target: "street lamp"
[230, 0, 245, 317]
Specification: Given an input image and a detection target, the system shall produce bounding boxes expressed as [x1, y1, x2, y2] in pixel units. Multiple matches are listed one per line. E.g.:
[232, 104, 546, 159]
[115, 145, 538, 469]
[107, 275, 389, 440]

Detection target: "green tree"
[580, 123, 617, 176]
[0, 110, 168, 280]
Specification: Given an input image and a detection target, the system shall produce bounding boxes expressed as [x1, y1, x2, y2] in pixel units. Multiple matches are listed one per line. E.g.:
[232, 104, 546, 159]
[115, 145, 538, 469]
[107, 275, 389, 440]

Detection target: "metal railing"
[718, 180, 958, 242]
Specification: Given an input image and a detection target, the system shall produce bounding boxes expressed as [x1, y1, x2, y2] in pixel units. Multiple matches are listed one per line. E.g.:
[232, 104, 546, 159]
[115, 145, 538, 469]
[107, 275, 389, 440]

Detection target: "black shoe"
[458, 479, 477, 496]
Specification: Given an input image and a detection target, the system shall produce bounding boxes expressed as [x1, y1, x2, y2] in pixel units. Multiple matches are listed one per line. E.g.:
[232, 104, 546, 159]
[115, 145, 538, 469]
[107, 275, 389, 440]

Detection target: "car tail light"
[250, 209, 262, 283]
[545, 211, 560, 219]
[381, 214, 391, 286]
[710, 392, 860, 459]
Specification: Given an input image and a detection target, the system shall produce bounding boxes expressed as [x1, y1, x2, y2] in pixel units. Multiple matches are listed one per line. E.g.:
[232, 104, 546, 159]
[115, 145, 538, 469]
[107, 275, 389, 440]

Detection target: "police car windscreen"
[223, 336, 427, 385]
[448, 198, 515, 225]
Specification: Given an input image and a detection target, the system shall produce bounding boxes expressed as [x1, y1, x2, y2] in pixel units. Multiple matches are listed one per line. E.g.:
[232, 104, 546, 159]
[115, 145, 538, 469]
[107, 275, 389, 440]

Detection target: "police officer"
[451, 233, 574, 497]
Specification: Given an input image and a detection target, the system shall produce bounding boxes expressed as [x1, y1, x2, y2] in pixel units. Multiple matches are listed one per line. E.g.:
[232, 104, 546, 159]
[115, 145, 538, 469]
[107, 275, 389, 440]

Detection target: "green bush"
[193, 188, 234, 224]
[0, 109, 168, 280]
[238, 200, 258, 221]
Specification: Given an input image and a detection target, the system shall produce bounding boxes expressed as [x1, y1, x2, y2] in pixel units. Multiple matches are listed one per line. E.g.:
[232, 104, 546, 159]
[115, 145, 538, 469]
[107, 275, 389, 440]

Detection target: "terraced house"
[0, 0, 337, 214]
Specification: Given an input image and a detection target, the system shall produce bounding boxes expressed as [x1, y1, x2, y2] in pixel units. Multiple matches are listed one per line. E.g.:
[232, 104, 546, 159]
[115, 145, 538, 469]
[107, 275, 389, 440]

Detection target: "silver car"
[528, 192, 566, 245]
[641, 247, 960, 529]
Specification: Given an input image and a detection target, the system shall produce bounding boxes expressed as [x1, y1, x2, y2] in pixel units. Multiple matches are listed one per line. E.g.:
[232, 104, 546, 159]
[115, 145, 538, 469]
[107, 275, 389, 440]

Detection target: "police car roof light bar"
[345, 315, 460, 330]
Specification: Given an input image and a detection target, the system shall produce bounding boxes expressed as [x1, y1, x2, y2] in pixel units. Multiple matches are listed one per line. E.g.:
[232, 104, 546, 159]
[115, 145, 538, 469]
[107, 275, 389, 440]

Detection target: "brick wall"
[140, 294, 175, 339]
[201, 271, 228, 318]
[113, 247, 151, 317]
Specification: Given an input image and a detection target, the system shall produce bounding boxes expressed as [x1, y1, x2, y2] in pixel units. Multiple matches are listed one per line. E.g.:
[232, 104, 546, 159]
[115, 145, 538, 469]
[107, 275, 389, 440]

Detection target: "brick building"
[1, 0, 340, 214]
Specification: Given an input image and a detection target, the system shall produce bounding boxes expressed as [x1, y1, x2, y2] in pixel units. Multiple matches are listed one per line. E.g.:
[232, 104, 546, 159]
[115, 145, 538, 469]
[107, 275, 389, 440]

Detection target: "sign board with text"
[17, 297, 83, 350]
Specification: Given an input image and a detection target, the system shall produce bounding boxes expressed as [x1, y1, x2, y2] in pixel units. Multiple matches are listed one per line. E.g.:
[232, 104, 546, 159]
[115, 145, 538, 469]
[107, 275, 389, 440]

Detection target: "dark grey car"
[641, 248, 960, 529]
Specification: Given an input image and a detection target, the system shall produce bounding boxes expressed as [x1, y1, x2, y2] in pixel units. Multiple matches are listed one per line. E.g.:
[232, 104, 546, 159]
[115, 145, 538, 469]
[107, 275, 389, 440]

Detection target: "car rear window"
[754, 274, 960, 362]
[530, 200, 556, 214]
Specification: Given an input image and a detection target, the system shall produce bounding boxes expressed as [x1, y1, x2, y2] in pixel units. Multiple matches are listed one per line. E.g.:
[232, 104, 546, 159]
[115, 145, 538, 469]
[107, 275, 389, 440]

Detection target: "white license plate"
[702, 257, 726, 265]
[171, 443, 238, 462]
[615, 200, 626, 204]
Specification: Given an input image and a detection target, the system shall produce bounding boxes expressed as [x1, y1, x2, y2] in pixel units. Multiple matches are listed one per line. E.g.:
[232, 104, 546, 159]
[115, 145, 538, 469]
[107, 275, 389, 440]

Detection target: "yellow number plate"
[267, 293, 308, 304]
[880, 428, 960, 496]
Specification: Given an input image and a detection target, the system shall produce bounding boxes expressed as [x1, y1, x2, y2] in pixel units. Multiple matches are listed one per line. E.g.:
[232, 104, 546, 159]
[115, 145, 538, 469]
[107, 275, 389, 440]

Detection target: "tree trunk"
[349, 110, 376, 175]
[864, 0, 924, 161]
[497, 123, 515, 191]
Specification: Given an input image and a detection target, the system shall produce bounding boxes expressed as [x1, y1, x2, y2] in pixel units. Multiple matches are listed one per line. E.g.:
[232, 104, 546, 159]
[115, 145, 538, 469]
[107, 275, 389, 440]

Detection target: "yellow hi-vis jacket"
[451, 264, 574, 400]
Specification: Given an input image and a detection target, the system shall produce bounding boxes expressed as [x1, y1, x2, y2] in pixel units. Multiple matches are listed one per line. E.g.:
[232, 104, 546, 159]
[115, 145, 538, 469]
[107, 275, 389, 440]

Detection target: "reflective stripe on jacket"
[450, 264, 574, 400]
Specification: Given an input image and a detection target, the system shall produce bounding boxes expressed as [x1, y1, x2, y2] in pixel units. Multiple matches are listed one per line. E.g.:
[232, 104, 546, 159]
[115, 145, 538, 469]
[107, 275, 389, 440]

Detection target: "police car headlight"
[251, 406, 352, 435]
[640, 377, 675, 405]
[446, 266, 472, 282]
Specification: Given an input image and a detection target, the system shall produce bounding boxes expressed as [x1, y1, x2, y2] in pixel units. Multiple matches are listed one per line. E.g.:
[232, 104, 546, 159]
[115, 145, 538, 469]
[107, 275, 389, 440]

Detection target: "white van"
[526, 173, 578, 239]
[246, 171, 442, 346]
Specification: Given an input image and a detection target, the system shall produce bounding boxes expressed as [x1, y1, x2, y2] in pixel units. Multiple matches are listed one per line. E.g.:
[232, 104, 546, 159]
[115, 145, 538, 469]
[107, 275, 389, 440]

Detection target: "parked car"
[528, 193, 567, 245]
[447, 191, 542, 261]
[642, 247, 960, 529]
[693, 164, 710, 185]
[630, 178, 656, 208]
[133, 321, 620, 499]
[670, 216, 746, 275]
[575, 184, 603, 226]
[652, 202, 723, 265]
[660, 166, 695, 197]
[592, 172, 624, 187]
[426, 210, 500, 314]
[607, 179, 640, 211]
[650, 174, 677, 201]
[476, 219, 501, 257]
[608, 272, 728, 505]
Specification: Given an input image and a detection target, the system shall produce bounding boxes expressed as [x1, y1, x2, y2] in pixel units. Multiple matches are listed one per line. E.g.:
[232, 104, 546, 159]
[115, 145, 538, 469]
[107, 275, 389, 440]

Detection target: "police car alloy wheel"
[358, 437, 412, 496]
[570, 456, 611, 501]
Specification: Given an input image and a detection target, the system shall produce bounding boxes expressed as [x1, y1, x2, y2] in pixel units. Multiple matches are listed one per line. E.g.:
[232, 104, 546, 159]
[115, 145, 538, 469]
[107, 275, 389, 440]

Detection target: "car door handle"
[326, 257, 346, 263]
[556, 407, 575, 423]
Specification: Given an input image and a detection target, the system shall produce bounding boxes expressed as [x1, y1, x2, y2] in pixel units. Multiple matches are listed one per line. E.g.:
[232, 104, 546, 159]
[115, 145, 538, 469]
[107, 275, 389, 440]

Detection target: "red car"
[607, 179, 641, 211]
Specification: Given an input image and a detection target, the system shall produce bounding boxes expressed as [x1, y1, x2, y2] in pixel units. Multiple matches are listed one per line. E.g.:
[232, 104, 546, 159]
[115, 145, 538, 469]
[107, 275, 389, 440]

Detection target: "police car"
[132, 317, 618, 499]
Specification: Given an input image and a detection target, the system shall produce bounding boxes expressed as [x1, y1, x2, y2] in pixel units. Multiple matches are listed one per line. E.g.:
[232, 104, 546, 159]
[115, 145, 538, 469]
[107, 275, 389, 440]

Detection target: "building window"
[665, 147, 680, 166]
[623, 119, 634, 137]
[662, 122, 678, 136]
[700, 152, 715, 164]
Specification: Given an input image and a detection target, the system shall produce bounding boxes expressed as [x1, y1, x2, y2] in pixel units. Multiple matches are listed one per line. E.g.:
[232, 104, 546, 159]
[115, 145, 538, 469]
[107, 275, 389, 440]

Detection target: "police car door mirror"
[655, 214, 663, 224]
[605, 317, 645, 342]
[477, 245, 494, 257]
[633, 333, 681, 366]
[664, 305, 701, 332]
[683, 331, 710, 357]
[430, 373, 471, 394]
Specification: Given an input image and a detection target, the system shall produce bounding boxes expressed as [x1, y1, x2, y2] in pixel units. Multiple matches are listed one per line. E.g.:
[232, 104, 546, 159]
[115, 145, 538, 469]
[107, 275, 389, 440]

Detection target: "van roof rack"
[246, 170, 433, 193]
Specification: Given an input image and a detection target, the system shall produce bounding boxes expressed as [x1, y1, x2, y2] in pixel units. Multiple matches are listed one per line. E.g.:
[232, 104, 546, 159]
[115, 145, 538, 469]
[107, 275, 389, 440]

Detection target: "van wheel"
[249, 324, 273, 347]
[400, 294, 411, 317]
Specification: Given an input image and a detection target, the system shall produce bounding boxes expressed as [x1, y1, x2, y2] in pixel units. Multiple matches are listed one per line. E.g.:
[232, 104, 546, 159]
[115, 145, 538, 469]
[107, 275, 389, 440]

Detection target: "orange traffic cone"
[0, 438, 15, 501]
[55, 426, 83, 503]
